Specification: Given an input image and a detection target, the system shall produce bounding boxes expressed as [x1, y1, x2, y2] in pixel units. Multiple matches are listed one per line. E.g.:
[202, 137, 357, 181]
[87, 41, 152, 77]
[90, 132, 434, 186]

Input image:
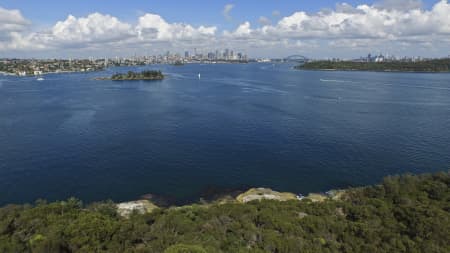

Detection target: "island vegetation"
[96, 70, 164, 81]
[297, 58, 450, 73]
[0, 171, 448, 252]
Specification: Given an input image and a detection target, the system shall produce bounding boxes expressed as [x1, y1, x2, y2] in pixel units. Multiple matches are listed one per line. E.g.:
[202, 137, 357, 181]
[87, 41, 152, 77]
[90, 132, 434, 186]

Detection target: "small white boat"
[198, 73, 201, 79]
[36, 77, 44, 81]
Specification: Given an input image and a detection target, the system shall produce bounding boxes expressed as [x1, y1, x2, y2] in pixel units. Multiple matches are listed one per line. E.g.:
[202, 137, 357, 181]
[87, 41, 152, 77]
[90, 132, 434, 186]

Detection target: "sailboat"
[198, 73, 201, 79]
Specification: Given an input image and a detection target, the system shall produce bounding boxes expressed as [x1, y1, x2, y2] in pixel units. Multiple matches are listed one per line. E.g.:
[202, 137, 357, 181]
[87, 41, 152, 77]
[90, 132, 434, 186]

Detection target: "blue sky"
[0, 0, 448, 58]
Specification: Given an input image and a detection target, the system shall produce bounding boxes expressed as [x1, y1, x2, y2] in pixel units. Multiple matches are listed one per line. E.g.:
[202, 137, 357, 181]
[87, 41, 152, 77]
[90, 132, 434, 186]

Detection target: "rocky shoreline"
[93, 76, 164, 81]
[0, 71, 17, 76]
[116, 187, 345, 217]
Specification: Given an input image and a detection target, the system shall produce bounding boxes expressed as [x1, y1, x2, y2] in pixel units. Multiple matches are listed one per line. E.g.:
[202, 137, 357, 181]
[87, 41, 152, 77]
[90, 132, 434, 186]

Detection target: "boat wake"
[319, 79, 357, 83]
[157, 72, 186, 80]
[384, 83, 450, 91]
[320, 78, 450, 92]
[216, 78, 287, 94]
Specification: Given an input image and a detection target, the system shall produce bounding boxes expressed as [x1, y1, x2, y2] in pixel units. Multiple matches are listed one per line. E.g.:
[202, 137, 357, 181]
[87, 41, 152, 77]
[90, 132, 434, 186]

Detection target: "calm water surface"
[1, 63, 450, 205]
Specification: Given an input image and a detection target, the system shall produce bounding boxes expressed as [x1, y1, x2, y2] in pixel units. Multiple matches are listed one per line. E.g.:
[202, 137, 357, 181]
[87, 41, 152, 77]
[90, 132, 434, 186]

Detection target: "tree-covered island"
[0, 171, 448, 252]
[96, 70, 164, 81]
[297, 58, 450, 72]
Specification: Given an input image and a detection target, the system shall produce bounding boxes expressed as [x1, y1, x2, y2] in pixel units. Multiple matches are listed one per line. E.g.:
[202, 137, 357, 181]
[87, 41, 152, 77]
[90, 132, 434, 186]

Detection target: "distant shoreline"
[297, 59, 450, 73]
[0, 69, 100, 77]
[0, 71, 16, 76]
[296, 68, 450, 74]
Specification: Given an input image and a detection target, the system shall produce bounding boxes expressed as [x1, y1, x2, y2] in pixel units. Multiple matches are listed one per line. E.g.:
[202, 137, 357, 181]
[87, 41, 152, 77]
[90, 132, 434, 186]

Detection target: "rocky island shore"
[95, 70, 164, 81]
[116, 186, 346, 217]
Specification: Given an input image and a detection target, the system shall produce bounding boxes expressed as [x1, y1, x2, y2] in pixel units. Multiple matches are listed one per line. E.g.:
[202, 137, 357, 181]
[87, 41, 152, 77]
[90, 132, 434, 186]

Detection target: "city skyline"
[0, 0, 449, 58]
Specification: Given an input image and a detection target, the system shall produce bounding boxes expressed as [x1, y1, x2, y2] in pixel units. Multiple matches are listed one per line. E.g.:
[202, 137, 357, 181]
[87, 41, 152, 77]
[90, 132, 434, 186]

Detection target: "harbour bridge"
[283, 55, 309, 63]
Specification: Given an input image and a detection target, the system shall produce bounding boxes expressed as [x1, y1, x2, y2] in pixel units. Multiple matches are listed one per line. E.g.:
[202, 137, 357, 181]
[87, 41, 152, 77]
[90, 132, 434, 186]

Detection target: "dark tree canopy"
[0, 172, 449, 252]
[111, 70, 164, 80]
[297, 59, 450, 72]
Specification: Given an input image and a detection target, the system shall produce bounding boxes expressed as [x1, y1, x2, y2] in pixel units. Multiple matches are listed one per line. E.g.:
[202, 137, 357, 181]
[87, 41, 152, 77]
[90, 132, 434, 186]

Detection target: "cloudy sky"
[0, 0, 449, 59]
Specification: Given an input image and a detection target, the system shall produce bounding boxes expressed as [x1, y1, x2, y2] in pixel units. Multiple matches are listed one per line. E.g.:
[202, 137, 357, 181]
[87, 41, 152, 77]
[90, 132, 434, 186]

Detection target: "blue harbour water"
[1, 63, 450, 205]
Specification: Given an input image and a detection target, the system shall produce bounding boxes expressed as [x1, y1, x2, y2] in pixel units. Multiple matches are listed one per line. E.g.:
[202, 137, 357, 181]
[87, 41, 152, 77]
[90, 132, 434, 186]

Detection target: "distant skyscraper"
[185, 51, 190, 58]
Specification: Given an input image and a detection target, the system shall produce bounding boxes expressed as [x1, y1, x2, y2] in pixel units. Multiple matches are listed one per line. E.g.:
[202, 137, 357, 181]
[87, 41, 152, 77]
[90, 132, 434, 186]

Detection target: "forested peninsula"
[297, 59, 450, 72]
[0, 172, 448, 253]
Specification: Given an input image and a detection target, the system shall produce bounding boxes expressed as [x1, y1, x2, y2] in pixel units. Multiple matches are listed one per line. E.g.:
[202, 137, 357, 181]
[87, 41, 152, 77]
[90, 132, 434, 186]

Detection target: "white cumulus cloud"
[0, 6, 29, 32]
[219, 0, 450, 57]
[136, 13, 216, 41]
[233, 22, 252, 36]
[252, 0, 450, 42]
[51, 13, 133, 45]
[1, 1, 450, 58]
[0, 6, 30, 50]
[2, 12, 133, 51]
